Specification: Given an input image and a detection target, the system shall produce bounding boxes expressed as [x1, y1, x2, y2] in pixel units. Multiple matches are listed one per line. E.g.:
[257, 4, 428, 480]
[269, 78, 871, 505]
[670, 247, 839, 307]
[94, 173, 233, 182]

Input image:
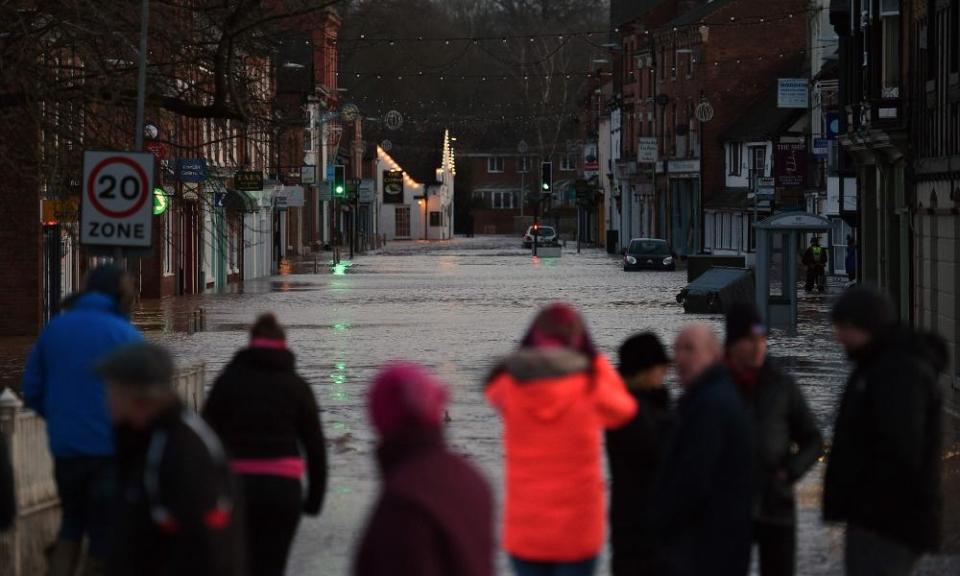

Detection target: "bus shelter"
[755, 212, 832, 335]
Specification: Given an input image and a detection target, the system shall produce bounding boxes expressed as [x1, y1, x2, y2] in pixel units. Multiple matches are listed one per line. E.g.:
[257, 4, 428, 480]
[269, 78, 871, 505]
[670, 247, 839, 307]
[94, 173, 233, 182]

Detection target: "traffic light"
[541, 161, 552, 194]
[333, 165, 346, 197]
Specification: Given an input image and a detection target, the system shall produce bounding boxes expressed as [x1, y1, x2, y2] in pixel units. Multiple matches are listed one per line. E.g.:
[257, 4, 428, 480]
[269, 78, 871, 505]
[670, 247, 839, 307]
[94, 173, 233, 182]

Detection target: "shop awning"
[224, 190, 258, 213]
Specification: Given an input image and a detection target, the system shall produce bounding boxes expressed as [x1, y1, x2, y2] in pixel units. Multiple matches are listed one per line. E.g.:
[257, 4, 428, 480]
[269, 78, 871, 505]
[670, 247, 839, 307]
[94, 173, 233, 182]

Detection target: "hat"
[831, 286, 895, 335]
[368, 362, 449, 439]
[84, 265, 128, 301]
[95, 342, 175, 393]
[618, 333, 670, 378]
[725, 301, 766, 345]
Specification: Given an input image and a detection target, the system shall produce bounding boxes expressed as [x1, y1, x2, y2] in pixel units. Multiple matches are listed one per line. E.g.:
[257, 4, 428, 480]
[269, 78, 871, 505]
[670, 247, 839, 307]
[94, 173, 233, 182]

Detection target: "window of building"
[560, 154, 576, 171]
[487, 156, 504, 173]
[517, 156, 529, 173]
[728, 142, 742, 175]
[429, 211, 442, 227]
[493, 191, 514, 209]
[304, 128, 312, 151]
[880, 0, 900, 97]
[749, 145, 766, 189]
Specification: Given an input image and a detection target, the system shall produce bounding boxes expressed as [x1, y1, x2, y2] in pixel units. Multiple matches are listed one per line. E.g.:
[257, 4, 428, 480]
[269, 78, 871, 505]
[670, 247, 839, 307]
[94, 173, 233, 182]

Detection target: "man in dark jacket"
[21, 265, 143, 575]
[725, 303, 823, 576]
[354, 362, 493, 576]
[97, 342, 246, 576]
[605, 332, 674, 576]
[825, 287, 946, 576]
[657, 325, 754, 576]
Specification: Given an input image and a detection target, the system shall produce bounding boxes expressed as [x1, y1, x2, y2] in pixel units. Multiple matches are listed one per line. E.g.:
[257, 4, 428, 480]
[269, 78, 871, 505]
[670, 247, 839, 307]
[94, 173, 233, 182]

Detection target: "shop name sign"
[638, 137, 658, 163]
[234, 170, 264, 191]
[176, 158, 207, 182]
[81, 151, 154, 248]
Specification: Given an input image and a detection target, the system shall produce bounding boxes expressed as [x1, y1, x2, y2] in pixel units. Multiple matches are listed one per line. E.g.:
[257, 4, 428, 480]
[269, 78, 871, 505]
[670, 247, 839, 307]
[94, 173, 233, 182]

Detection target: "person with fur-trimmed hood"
[486, 303, 637, 576]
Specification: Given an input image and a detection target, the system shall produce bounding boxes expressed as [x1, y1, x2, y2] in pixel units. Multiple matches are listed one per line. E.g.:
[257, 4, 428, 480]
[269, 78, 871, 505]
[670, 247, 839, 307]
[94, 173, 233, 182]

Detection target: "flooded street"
[5, 237, 957, 574]
[142, 236, 953, 575]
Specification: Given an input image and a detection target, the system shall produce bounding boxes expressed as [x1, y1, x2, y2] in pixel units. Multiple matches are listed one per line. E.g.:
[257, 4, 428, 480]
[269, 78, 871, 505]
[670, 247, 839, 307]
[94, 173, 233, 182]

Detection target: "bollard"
[0, 388, 23, 576]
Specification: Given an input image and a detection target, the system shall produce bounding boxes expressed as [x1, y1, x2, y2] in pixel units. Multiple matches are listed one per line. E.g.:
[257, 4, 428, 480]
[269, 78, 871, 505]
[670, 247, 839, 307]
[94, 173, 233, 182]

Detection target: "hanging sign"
[383, 170, 404, 204]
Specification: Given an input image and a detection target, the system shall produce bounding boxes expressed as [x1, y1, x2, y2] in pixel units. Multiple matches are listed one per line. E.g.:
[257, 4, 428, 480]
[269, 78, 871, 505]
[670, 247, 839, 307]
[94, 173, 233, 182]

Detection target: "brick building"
[610, 0, 808, 256]
[459, 150, 581, 236]
[0, 4, 341, 336]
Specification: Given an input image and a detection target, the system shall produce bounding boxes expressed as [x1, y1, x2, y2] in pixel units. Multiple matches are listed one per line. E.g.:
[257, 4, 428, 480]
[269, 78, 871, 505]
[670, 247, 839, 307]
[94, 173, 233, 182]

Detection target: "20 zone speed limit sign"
[81, 151, 155, 248]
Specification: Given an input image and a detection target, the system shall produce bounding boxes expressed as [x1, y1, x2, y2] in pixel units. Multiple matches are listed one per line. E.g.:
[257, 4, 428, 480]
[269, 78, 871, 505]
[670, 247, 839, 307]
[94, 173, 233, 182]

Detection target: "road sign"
[81, 151, 155, 248]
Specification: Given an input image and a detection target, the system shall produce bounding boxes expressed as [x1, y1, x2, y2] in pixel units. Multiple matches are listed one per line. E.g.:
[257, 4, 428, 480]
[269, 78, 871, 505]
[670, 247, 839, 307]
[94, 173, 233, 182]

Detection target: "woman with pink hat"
[486, 303, 637, 576]
[354, 362, 493, 576]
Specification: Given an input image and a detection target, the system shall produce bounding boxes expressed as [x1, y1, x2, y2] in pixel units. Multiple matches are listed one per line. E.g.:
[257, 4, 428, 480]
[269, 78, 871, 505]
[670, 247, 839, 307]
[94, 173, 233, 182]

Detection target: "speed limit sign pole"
[81, 151, 155, 255]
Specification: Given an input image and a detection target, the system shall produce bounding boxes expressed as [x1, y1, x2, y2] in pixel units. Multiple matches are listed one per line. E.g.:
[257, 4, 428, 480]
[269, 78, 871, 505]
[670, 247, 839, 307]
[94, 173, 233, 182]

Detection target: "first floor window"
[560, 154, 576, 171]
[487, 157, 504, 173]
[518, 156, 529, 173]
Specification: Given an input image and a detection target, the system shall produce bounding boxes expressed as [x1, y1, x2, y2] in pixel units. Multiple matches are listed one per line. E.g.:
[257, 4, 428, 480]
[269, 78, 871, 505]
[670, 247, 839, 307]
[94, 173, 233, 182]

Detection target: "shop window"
[880, 1, 900, 98]
[560, 155, 576, 171]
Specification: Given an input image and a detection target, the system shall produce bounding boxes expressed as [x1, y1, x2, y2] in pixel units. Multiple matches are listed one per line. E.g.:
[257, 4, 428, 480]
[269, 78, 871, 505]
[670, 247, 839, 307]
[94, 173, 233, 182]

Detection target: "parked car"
[623, 238, 676, 271]
[522, 225, 558, 248]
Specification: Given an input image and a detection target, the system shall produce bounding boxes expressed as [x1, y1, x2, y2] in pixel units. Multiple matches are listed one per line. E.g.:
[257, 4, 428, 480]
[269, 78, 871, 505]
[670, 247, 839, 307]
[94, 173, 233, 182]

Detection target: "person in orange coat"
[486, 303, 637, 576]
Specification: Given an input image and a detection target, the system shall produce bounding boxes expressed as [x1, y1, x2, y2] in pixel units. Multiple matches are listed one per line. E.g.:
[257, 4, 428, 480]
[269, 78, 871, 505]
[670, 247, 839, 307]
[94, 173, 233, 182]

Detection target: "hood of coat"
[231, 347, 296, 372]
[857, 327, 949, 375]
[493, 348, 592, 422]
[71, 292, 123, 316]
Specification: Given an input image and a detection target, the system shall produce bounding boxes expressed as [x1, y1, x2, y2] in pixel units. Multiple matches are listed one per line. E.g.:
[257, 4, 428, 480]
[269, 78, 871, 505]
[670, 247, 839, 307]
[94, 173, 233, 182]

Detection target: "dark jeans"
[53, 456, 115, 559]
[805, 266, 826, 292]
[510, 556, 598, 576]
[846, 525, 919, 576]
[240, 474, 303, 576]
[754, 521, 796, 576]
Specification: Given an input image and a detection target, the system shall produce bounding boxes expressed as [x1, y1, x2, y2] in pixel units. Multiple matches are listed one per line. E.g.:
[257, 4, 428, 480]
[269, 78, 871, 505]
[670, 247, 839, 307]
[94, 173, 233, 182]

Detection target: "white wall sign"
[638, 137, 658, 163]
[778, 78, 809, 109]
[81, 151, 155, 248]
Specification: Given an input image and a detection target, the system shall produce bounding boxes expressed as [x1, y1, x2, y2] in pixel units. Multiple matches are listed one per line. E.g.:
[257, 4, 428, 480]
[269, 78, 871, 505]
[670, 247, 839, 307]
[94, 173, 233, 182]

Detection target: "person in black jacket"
[203, 313, 327, 576]
[605, 332, 673, 576]
[725, 303, 823, 576]
[825, 287, 946, 576]
[97, 342, 245, 576]
[0, 433, 14, 531]
[656, 325, 754, 576]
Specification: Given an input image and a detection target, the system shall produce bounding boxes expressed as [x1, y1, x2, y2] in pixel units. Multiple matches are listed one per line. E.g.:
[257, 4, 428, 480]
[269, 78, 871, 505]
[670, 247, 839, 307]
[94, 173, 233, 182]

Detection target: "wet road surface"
[4, 236, 958, 574]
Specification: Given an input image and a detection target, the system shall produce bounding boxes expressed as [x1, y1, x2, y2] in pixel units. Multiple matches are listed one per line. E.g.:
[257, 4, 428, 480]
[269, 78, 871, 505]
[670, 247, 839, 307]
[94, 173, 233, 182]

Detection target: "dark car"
[623, 238, 675, 271]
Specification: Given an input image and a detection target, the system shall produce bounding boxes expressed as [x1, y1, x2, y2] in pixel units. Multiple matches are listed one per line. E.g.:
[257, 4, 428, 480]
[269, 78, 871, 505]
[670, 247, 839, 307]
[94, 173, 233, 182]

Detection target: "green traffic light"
[542, 182, 550, 191]
[335, 186, 344, 195]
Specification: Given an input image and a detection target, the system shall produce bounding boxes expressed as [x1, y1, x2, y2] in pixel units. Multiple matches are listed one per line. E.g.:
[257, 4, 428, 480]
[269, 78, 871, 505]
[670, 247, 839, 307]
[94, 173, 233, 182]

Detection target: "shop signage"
[774, 143, 807, 188]
[383, 170, 404, 204]
[301, 165, 317, 185]
[777, 78, 809, 109]
[234, 170, 264, 192]
[638, 137, 658, 163]
[176, 158, 207, 182]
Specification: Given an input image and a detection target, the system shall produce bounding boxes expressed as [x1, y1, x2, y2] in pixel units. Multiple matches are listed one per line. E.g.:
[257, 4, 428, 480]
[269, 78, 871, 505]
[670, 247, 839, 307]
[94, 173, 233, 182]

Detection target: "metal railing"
[0, 361, 206, 576]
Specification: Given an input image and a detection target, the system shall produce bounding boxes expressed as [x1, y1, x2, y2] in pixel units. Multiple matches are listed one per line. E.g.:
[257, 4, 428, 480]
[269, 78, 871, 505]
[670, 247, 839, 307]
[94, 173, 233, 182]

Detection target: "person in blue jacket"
[22, 264, 142, 576]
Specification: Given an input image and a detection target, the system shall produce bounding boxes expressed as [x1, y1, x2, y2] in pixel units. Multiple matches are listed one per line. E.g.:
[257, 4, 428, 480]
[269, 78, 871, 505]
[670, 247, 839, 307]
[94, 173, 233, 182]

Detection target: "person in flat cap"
[604, 332, 674, 576]
[98, 343, 246, 576]
[724, 302, 822, 576]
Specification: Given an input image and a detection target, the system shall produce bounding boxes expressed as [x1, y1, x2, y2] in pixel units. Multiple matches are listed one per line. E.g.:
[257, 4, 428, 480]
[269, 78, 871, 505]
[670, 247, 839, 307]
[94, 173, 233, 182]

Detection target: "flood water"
[5, 236, 958, 574]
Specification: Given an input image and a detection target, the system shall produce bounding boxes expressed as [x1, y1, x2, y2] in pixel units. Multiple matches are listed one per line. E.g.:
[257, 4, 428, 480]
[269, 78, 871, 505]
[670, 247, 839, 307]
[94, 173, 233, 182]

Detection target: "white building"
[374, 131, 455, 241]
